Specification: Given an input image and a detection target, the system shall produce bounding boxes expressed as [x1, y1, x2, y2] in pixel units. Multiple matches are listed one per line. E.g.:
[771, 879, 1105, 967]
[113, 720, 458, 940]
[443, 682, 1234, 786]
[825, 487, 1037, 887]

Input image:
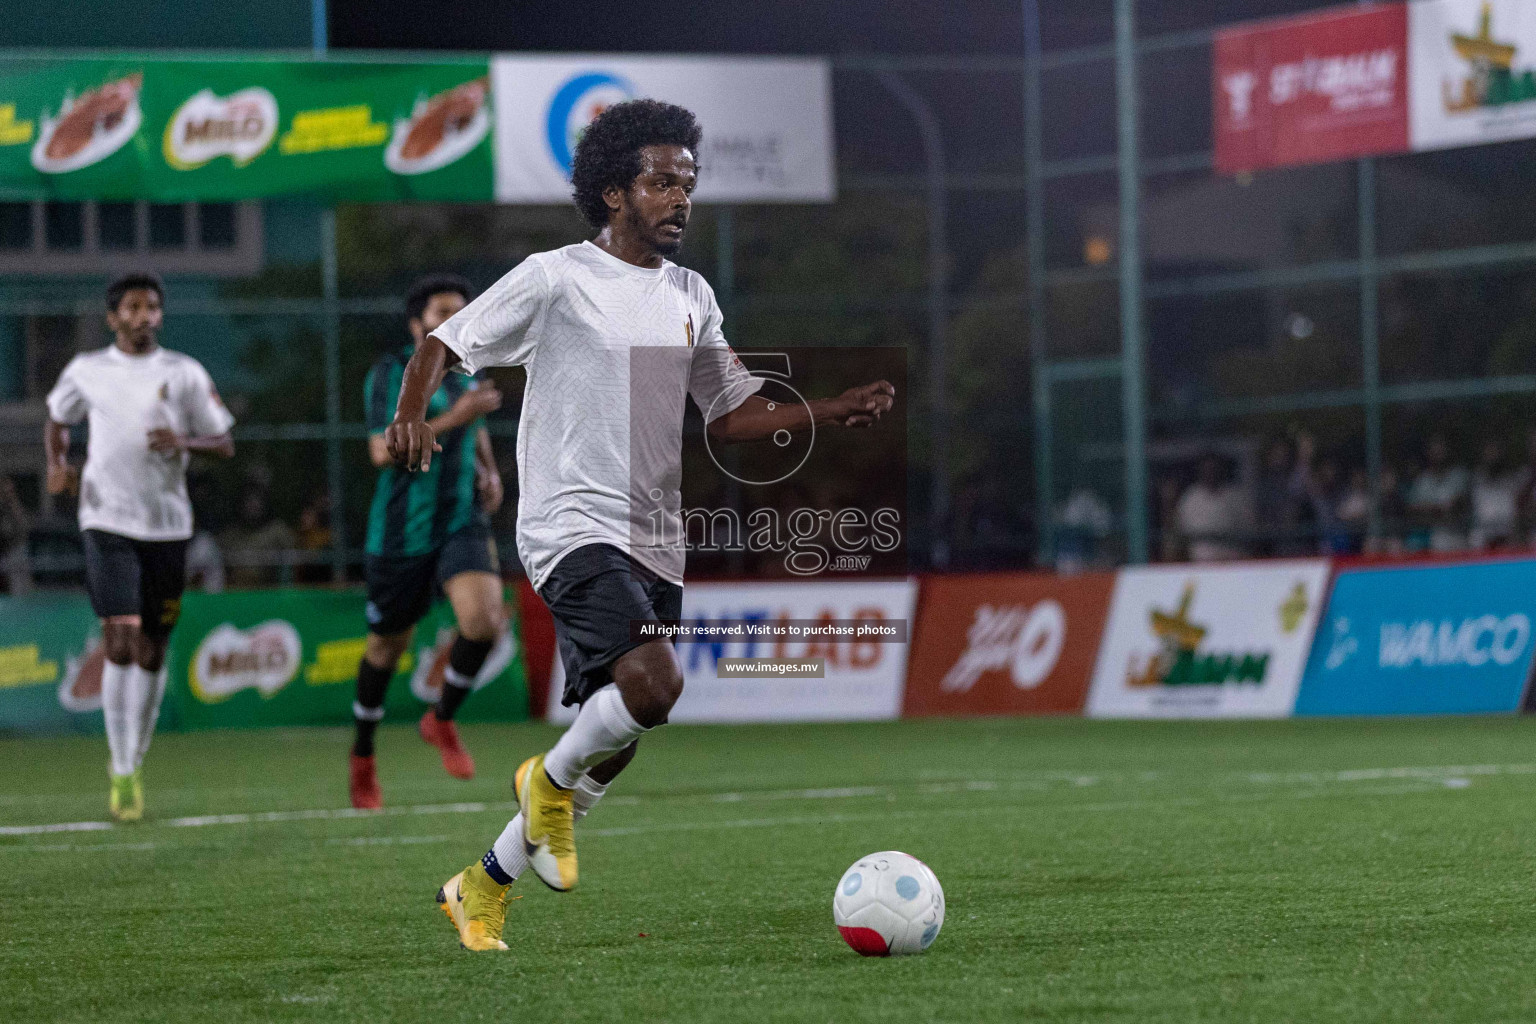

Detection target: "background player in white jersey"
[383, 100, 895, 951]
[44, 273, 235, 822]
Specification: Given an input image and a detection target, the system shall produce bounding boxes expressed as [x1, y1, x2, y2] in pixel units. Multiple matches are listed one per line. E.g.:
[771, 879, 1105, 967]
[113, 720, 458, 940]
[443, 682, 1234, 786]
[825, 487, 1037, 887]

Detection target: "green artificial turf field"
[4, 716, 1536, 1023]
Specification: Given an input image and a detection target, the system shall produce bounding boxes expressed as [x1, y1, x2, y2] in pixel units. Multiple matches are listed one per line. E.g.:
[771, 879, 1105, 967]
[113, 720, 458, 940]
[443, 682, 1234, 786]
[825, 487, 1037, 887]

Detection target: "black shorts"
[81, 529, 188, 639]
[364, 522, 500, 636]
[540, 543, 682, 707]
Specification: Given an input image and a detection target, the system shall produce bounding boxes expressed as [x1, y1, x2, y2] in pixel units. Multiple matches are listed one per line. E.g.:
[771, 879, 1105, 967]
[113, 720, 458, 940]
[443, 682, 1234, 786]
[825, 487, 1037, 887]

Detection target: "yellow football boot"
[436, 862, 513, 951]
[109, 770, 142, 823]
[515, 754, 577, 891]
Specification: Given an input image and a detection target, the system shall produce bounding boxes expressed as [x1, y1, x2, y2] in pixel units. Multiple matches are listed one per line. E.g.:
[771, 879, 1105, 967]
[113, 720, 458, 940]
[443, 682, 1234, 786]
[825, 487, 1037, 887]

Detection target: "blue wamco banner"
[1296, 559, 1536, 716]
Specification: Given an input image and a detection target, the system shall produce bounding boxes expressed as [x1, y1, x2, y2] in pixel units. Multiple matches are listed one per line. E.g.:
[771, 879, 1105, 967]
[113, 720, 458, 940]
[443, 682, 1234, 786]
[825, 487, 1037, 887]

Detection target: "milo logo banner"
[1086, 561, 1330, 719]
[1296, 559, 1536, 716]
[0, 57, 494, 201]
[167, 587, 527, 731]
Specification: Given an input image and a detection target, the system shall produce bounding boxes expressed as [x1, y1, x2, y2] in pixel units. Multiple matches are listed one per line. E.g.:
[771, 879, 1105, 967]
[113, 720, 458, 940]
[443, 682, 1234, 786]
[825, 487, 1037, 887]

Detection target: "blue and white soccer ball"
[833, 851, 945, 956]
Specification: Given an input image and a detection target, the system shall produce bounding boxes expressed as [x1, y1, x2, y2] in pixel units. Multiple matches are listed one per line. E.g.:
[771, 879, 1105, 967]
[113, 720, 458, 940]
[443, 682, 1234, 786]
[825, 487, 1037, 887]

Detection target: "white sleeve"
[431, 255, 548, 374]
[184, 361, 236, 437]
[45, 358, 88, 425]
[688, 286, 763, 424]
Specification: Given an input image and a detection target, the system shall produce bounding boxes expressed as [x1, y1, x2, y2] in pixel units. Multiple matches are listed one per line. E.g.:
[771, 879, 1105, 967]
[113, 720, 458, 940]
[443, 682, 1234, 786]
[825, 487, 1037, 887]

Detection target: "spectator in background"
[1056, 480, 1113, 573]
[0, 476, 33, 595]
[1176, 452, 1250, 562]
[1155, 474, 1184, 562]
[1307, 458, 1352, 554]
[1371, 464, 1408, 555]
[185, 529, 225, 593]
[1333, 466, 1371, 554]
[1406, 434, 1470, 552]
[296, 491, 335, 584]
[1470, 439, 1527, 550]
[1253, 438, 1303, 556]
[221, 491, 297, 588]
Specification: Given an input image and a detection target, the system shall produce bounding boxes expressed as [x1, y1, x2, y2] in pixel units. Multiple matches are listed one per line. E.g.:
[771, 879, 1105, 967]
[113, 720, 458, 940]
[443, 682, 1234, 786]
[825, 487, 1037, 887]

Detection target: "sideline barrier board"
[1296, 559, 1536, 716]
[167, 587, 528, 731]
[903, 572, 1114, 717]
[1086, 560, 1330, 719]
[0, 591, 102, 735]
[550, 578, 916, 724]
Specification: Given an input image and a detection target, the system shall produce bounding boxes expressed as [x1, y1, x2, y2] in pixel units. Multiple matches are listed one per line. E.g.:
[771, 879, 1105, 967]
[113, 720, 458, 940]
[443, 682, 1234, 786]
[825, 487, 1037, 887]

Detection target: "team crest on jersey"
[686, 314, 694, 347]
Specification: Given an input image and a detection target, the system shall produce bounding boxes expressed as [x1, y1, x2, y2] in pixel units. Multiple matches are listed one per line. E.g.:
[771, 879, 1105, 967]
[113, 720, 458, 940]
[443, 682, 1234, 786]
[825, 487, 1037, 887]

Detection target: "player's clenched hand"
[46, 464, 78, 495]
[831, 380, 896, 428]
[454, 384, 502, 419]
[146, 428, 187, 455]
[477, 465, 504, 515]
[385, 419, 441, 472]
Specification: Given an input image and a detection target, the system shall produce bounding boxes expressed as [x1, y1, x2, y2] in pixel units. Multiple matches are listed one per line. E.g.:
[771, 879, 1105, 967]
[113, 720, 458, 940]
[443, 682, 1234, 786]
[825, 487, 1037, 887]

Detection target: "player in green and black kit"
[349, 275, 506, 809]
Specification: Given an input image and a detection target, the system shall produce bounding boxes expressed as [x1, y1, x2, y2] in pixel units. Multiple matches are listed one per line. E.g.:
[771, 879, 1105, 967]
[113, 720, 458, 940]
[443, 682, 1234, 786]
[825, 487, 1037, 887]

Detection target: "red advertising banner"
[903, 572, 1115, 718]
[1214, 2, 1410, 174]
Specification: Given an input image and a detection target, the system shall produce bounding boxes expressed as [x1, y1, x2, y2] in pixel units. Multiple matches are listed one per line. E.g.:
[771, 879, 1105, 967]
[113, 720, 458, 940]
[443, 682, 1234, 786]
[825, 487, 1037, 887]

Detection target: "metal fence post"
[1359, 157, 1383, 540]
[321, 207, 346, 581]
[1116, 0, 1149, 564]
[874, 70, 950, 568]
[1022, 0, 1054, 566]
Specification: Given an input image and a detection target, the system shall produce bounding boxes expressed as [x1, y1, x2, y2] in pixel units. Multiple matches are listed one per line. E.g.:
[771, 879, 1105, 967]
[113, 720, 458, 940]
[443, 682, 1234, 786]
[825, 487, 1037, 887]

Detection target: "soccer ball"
[833, 851, 945, 956]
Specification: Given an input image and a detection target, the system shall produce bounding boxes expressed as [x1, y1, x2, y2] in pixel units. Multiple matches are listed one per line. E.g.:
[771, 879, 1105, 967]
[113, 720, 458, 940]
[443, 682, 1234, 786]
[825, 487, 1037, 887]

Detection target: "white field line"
[0, 762, 1506, 840]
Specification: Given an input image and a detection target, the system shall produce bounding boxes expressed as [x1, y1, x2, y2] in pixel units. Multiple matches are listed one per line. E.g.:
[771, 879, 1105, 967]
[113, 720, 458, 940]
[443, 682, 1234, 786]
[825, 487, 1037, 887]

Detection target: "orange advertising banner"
[903, 572, 1116, 717]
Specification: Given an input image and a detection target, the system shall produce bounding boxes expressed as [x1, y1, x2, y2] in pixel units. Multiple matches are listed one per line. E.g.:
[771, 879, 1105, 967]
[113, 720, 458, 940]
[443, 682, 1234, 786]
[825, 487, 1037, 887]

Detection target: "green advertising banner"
[0, 591, 103, 736]
[0, 586, 526, 736]
[166, 586, 528, 730]
[0, 56, 494, 201]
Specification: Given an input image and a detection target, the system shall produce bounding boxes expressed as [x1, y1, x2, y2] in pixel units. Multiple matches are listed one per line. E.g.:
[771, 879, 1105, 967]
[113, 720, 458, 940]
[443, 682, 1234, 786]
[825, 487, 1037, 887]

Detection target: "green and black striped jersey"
[363, 344, 487, 557]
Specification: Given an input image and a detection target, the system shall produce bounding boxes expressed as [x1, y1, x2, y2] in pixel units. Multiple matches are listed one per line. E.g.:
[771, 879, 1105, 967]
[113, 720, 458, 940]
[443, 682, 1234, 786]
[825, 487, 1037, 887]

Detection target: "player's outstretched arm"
[43, 419, 78, 495]
[386, 335, 458, 471]
[147, 431, 234, 458]
[707, 380, 896, 444]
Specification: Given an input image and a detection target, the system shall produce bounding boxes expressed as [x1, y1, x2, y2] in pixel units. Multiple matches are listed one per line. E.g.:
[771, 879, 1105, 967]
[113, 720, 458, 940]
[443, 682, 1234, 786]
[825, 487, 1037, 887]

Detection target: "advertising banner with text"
[1215, 1, 1536, 173]
[903, 572, 1114, 718]
[0, 592, 103, 736]
[490, 54, 834, 203]
[167, 587, 527, 731]
[549, 578, 915, 724]
[1214, 3, 1409, 174]
[1296, 558, 1536, 716]
[0, 54, 834, 203]
[1086, 560, 1330, 719]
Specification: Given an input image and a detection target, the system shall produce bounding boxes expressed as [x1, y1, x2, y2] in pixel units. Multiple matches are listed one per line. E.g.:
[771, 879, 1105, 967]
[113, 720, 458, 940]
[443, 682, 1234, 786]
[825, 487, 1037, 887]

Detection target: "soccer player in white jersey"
[383, 100, 895, 951]
[44, 273, 235, 821]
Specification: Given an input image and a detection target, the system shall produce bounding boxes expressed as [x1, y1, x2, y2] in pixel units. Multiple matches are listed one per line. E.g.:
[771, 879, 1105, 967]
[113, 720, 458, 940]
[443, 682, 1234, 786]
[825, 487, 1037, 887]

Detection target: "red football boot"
[349, 753, 382, 810]
[420, 710, 475, 780]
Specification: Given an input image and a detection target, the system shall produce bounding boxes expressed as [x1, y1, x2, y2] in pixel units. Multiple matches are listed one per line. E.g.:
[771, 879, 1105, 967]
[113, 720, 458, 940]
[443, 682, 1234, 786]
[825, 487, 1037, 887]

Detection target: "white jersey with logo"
[46, 345, 235, 542]
[433, 240, 763, 590]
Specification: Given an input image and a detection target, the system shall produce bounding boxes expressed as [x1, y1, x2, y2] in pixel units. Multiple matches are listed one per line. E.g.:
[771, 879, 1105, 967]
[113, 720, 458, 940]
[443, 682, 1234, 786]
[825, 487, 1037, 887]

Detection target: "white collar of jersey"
[105, 343, 163, 362]
[581, 239, 668, 279]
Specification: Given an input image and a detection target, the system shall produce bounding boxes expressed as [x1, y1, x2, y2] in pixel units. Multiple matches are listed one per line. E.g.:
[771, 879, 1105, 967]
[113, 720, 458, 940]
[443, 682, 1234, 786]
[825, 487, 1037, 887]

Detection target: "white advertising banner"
[1085, 560, 1330, 719]
[491, 54, 835, 204]
[549, 578, 915, 724]
[1409, 0, 1536, 151]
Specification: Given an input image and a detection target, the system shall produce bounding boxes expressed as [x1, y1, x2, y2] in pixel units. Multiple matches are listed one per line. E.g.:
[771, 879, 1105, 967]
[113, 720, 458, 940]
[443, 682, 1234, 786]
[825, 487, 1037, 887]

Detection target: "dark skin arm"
[474, 426, 503, 515]
[147, 430, 235, 458]
[369, 382, 500, 468]
[44, 419, 77, 495]
[707, 381, 896, 444]
[384, 335, 458, 471]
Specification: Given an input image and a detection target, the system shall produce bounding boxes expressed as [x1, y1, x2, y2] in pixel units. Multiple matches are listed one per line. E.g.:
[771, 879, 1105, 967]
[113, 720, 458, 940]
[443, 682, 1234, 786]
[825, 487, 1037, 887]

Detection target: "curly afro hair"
[570, 99, 702, 230]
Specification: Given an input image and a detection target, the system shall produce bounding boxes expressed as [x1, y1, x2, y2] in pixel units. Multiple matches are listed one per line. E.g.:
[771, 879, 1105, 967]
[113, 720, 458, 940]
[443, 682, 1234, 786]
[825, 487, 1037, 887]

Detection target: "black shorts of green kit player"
[364, 522, 500, 637]
[540, 543, 683, 707]
[81, 529, 188, 640]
